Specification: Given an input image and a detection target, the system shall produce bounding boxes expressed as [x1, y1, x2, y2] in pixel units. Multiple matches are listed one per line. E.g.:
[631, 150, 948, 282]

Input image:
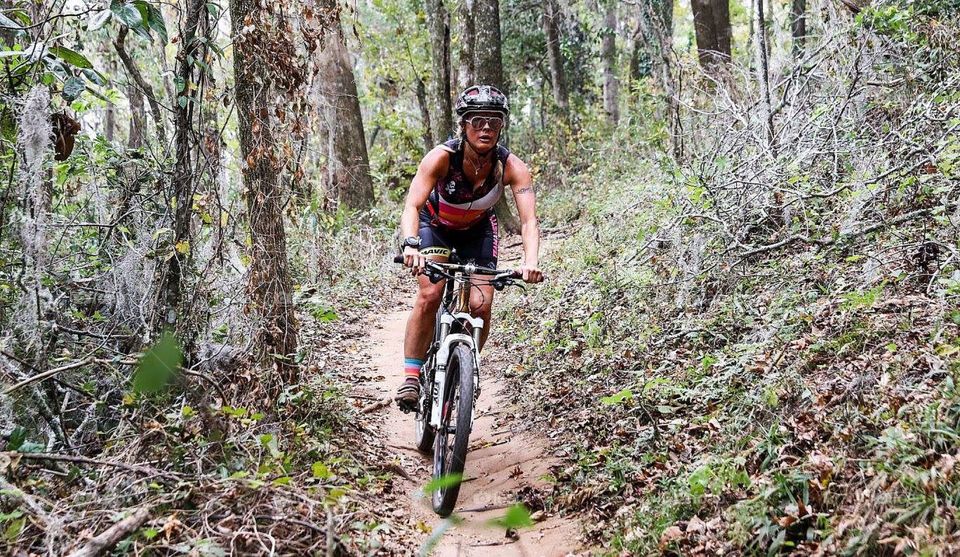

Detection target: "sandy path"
[361, 301, 581, 556]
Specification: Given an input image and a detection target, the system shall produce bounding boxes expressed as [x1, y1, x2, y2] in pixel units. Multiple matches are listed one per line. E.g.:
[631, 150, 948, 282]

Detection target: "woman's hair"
[457, 117, 467, 148]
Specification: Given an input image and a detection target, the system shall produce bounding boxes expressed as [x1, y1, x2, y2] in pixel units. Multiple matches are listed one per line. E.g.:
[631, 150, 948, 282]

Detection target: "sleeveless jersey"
[427, 139, 510, 230]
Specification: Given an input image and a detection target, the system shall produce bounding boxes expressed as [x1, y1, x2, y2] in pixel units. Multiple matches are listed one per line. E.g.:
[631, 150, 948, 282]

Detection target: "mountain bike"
[394, 254, 523, 517]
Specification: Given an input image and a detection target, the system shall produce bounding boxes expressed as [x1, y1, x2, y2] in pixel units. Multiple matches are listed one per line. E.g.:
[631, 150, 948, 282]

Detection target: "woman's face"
[461, 110, 505, 153]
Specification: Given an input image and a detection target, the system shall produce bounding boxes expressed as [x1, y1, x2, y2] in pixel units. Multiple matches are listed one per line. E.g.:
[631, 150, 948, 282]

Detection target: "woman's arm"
[401, 147, 448, 272]
[505, 155, 543, 283]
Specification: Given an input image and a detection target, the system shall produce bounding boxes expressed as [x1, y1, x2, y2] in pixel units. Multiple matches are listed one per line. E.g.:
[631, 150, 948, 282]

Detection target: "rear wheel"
[432, 344, 475, 517]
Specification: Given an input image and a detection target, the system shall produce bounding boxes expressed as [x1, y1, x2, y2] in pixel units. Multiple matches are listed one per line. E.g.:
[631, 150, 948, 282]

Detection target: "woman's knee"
[416, 282, 444, 310]
[470, 290, 494, 316]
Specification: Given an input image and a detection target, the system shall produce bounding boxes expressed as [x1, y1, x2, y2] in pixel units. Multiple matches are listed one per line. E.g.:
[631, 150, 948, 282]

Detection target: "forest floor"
[345, 239, 583, 555]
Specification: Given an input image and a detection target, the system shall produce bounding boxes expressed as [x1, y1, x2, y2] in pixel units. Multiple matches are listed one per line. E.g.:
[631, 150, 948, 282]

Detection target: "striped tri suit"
[418, 139, 510, 269]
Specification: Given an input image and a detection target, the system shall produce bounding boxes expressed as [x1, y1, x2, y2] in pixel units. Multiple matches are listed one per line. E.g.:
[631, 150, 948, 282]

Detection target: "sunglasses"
[465, 115, 505, 131]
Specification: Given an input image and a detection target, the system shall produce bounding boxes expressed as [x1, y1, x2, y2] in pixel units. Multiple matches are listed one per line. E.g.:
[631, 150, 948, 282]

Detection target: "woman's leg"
[470, 283, 495, 350]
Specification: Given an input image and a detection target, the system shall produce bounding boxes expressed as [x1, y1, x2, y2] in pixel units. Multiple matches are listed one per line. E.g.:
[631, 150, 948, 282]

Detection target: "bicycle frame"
[428, 269, 483, 430]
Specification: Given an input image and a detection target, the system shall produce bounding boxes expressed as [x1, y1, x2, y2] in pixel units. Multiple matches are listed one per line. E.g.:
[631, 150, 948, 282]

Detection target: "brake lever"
[491, 278, 526, 292]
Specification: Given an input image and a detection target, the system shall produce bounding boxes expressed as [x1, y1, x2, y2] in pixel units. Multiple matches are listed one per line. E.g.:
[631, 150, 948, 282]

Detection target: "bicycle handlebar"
[393, 254, 521, 279]
[392, 255, 528, 291]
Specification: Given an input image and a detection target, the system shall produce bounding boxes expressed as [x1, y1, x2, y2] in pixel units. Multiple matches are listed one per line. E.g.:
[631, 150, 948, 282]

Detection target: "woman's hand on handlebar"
[519, 263, 543, 284]
[403, 246, 426, 275]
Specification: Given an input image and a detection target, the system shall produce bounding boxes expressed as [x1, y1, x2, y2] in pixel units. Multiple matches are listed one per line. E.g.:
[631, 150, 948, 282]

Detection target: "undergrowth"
[0, 204, 411, 554]
[498, 2, 960, 555]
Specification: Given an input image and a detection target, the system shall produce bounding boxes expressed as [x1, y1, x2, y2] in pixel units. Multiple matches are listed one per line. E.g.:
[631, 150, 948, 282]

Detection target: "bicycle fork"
[430, 312, 484, 431]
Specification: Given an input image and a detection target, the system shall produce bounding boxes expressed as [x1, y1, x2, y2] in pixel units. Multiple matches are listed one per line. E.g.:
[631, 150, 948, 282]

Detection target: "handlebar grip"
[393, 255, 404, 264]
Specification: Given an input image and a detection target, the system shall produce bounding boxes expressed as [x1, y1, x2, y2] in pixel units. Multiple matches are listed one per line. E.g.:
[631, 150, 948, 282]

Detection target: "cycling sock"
[403, 358, 424, 380]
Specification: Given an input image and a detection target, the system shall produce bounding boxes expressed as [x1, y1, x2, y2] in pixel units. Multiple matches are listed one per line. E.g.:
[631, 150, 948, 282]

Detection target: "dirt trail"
[359, 301, 581, 556]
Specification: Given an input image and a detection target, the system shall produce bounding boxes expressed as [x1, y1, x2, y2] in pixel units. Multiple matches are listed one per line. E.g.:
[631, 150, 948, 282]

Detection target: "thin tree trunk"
[415, 78, 434, 153]
[637, 0, 680, 158]
[542, 0, 568, 113]
[105, 103, 115, 142]
[114, 28, 165, 146]
[600, 0, 619, 125]
[230, 0, 299, 389]
[162, 0, 204, 342]
[633, 0, 672, 81]
[127, 84, 144, 149]
[690, 0, 731, 73]
[754, 0, 775, 156]
[317, 32, 374, 208]
[791, 0, 806, 57]
[425, 0, 453, 143]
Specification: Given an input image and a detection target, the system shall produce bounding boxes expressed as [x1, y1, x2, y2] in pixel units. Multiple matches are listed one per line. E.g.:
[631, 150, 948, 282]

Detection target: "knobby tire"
[432, 344, 475, 517]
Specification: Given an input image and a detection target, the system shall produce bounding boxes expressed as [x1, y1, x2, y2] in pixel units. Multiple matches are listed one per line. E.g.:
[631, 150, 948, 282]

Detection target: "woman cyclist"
[395, 85, 544, 409]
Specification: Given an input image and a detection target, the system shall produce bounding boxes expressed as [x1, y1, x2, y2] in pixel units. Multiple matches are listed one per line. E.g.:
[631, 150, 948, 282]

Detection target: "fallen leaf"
[659, 525, 683, 549]
[686, 515, 706, 534]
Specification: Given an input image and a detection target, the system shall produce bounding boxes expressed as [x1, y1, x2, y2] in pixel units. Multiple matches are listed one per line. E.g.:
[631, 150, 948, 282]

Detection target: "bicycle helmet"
[455, 85, 509, 117]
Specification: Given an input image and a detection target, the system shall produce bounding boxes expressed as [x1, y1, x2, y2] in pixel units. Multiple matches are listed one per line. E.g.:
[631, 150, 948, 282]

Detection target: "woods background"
[1, 0, 959, 554]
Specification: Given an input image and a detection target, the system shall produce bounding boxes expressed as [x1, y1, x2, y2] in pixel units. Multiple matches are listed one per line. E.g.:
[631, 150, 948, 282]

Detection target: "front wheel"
[432, 344, 475, 517]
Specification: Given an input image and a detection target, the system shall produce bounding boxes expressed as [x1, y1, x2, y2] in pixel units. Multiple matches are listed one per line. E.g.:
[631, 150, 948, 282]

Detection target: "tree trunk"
[414, 78, 434, 153]
[600, 0, 619, 125]
[161, 0, 204, 341]
[230, 0, 299, 388]
[114, 28, 165, 147]
[635, 0, 680, 158]
[317, 32, 374, 208]
[629, 24, 648, 84]
[472, 0, 503, 89]
[471, 0, 519, 234]
[105, 103, 115, 142]
[457, 0, 476, 89]
[542, 0, 568, 113]
[632, 0, 672, 82]
[690, 0, 731, 72]
[425, 0, 453, 143]
[754, 0, 775, 156]
[791, 0, 806, 57]
[127, 84, 145, 149]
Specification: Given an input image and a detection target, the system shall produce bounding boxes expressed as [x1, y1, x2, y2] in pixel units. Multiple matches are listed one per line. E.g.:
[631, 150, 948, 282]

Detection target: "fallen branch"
[468, 438, 509, 452]
[0, 476, 54, 529]
[2, 358, 94, 395]
[378, 462, 413, 481]
[65, 506, 152, 557]
[254, 515, 325, 534]
[458, 502, 512, 513]
[470, 538, 519, 547]
[2, 451, 180, 481]
[386, 443, 422, 454]
[739, 204, 951, 259]
[361, 398, 392, 414]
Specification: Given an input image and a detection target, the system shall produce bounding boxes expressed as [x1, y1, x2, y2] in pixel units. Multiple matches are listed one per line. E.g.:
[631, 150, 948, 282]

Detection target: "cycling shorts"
[418, 207, 499, 269]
